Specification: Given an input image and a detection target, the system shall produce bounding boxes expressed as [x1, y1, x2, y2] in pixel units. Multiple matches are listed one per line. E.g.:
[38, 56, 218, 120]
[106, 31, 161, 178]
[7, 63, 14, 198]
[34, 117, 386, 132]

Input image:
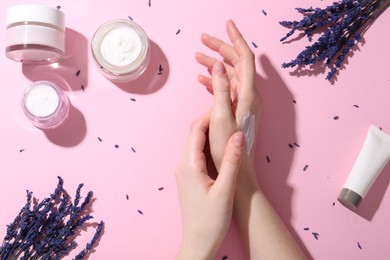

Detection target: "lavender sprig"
[280, 0, 389, 81]
[0, 176, 104, 259]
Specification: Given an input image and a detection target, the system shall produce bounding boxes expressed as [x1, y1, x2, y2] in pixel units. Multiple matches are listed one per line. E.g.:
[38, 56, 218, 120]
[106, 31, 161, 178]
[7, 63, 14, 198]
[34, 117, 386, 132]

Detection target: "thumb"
[214, 131, 245, 195]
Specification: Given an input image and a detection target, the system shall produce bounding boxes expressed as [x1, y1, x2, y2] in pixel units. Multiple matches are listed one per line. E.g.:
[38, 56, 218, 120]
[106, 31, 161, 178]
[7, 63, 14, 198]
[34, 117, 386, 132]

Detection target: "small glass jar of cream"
[5, 4, 65, 64]
[91, 19, 150, 82]
[22, 81, 69, 129]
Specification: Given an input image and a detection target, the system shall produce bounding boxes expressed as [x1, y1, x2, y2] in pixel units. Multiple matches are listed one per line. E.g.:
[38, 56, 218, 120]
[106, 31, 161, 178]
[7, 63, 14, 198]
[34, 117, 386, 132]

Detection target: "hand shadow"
[22, 28, 89, 92]
[113, 40, 169, 94]
[256, 55, 310, 258]
[216, 55, 311, 259]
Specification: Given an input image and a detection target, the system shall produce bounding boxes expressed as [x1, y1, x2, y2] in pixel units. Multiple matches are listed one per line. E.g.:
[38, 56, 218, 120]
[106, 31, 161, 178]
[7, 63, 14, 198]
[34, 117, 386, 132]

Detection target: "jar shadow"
[112, 40, 169, 94]
[43, 103, 87, 147]
[22, 28, 89, 92]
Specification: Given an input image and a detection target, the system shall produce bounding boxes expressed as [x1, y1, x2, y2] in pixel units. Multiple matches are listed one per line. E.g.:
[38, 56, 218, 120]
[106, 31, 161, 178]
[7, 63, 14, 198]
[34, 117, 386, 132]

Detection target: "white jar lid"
[6, 4, 65, 30]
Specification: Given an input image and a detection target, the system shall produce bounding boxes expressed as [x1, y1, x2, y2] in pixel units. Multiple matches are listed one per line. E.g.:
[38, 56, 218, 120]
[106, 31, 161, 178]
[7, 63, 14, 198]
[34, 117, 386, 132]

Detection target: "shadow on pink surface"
[255, 55, 311, 258]
[217, 55, 312, 259]
[42, 104, 87, 147]
[21, 28, 89, 92]
[113, 40, 169, 94]
[354, 163, 390, 221]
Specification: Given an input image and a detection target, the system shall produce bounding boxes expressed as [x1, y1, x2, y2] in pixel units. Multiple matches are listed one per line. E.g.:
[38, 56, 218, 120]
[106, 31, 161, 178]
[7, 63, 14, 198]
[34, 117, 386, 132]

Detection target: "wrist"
[177, 236, 218, 260]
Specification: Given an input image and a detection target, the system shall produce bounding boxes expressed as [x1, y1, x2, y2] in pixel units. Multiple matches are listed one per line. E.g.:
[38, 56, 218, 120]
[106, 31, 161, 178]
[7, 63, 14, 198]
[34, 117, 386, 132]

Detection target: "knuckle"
[225, 150, 241, 166]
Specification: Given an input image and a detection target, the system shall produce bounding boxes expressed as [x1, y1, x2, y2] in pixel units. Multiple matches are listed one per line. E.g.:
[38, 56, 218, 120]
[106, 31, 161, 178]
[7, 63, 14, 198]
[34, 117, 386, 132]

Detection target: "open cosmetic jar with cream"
[5, 4, 65, 64]
[91, 19, 150, 82]
[22, 81, 69, 129]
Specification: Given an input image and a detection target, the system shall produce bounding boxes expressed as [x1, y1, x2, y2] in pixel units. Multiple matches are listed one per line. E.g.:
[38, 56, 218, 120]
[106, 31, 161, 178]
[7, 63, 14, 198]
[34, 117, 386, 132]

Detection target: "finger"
[195, 51, 218, 69]
[226, 20, 255, 69]
[198, 74, 213, 91]
[211, 61, 234, 120]
[196, 52, 235, 77]
[214, 131, 245, 195]
[200, 33, 239, 66]
[226, 20, 258, 123]
[185, 111, 211, 165]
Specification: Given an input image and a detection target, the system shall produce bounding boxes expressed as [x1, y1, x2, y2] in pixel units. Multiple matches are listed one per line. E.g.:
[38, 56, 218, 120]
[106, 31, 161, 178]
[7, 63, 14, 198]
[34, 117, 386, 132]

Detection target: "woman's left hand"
[176, 112, 245, 260]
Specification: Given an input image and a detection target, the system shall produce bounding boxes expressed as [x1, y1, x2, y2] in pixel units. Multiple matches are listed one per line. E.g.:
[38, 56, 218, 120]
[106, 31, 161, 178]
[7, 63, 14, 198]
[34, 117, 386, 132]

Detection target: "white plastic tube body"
[339, 125, 390, 209]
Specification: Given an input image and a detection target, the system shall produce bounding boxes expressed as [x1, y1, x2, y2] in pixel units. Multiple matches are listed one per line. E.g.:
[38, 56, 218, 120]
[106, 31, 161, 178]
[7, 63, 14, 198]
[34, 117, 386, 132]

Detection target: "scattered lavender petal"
[115, 144, 120, 148]
[176, 29, 181, 35]
[294, 143, 300, 147]
[97, 137, 102, 142]
[304, 227, 310, 231]
[158, 187, 164, 191]
[353, 105, 360, 108]
[148, 0, 151, 7]
[126, 195, 129, 200]
[76, 70, 81, 77]
[19, 149, 25, 153]
[293, 99, 297, 104]
[262, 9, 267, 16]
[130, 98, 136, 102]
[303, 164, 309, 171]
[333, 116, 340, 120]
[333, 202, 336, 206]
[131, 147, 136, 153]
[252, 42, 258, 48]
[357, 241, 362, 249]
[266, 155, 271, 163]
[222, 256, 228, 260]
[312, 232, 319, 240]
[56, 5, 61, 9]
[81, 85, 85, 92]
[128, 16, 133, 20]
[138, 210, 144, 215]
[288, 144, 294, 148]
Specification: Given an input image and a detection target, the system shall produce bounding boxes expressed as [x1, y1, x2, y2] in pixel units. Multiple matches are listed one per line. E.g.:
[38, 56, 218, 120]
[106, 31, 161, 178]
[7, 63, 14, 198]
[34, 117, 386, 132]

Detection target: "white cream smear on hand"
[100, 26, 142, 66]
[25, 83, 59, 117]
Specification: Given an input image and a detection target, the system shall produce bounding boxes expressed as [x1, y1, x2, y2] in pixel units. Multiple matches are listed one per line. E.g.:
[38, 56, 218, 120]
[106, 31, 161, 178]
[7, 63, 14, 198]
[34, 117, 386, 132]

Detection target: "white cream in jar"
[22, 81, 69, 129]
[92, 19, 150, 82]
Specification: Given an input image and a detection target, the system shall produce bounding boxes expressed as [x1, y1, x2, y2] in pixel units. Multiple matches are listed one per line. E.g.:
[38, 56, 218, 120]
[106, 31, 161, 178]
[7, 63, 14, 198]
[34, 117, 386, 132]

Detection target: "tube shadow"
[22, 28, 89, 92]
[113, 40, 169, 94]
[354, 163, 390, 221]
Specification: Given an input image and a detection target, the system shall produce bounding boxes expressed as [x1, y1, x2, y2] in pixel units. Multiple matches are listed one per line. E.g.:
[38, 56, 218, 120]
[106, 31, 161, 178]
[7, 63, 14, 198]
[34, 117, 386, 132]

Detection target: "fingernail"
[228, 20, 237, 30]
[212, 61, 225, 76]
[201, 33, 211, 40]
[232, 131, 245, 147]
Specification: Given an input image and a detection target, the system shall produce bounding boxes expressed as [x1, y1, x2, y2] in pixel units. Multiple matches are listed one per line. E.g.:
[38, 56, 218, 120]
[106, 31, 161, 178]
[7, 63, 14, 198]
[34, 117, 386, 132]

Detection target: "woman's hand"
[196, 20, 259, 172]
[175, 112, 245, 260]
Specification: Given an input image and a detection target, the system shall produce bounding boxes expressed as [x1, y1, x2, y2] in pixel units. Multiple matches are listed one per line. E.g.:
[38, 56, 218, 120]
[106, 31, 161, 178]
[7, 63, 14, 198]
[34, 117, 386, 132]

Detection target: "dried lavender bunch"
[0, 176, 104, 259]
[280, 0, 389, 81]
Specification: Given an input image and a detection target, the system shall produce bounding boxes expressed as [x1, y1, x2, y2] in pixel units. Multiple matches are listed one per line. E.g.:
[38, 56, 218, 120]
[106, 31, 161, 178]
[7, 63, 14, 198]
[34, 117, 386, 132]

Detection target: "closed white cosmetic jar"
[22, 81, 69, 129]
[91, 19, 150, 82]
[5, 4, 65, 64]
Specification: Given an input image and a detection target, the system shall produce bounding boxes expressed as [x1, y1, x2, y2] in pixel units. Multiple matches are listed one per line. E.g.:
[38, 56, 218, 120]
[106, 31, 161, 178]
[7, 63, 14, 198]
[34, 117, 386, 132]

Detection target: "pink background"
[1, 0, 390, 259]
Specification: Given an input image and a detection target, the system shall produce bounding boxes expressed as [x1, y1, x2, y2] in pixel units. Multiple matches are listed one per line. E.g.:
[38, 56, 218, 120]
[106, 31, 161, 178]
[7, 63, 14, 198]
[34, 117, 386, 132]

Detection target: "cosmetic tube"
[22, 81, 69, 129]
[91, 19, 150, 82]
[5, 4, 65, 64]
[338, 125, 390, 210]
